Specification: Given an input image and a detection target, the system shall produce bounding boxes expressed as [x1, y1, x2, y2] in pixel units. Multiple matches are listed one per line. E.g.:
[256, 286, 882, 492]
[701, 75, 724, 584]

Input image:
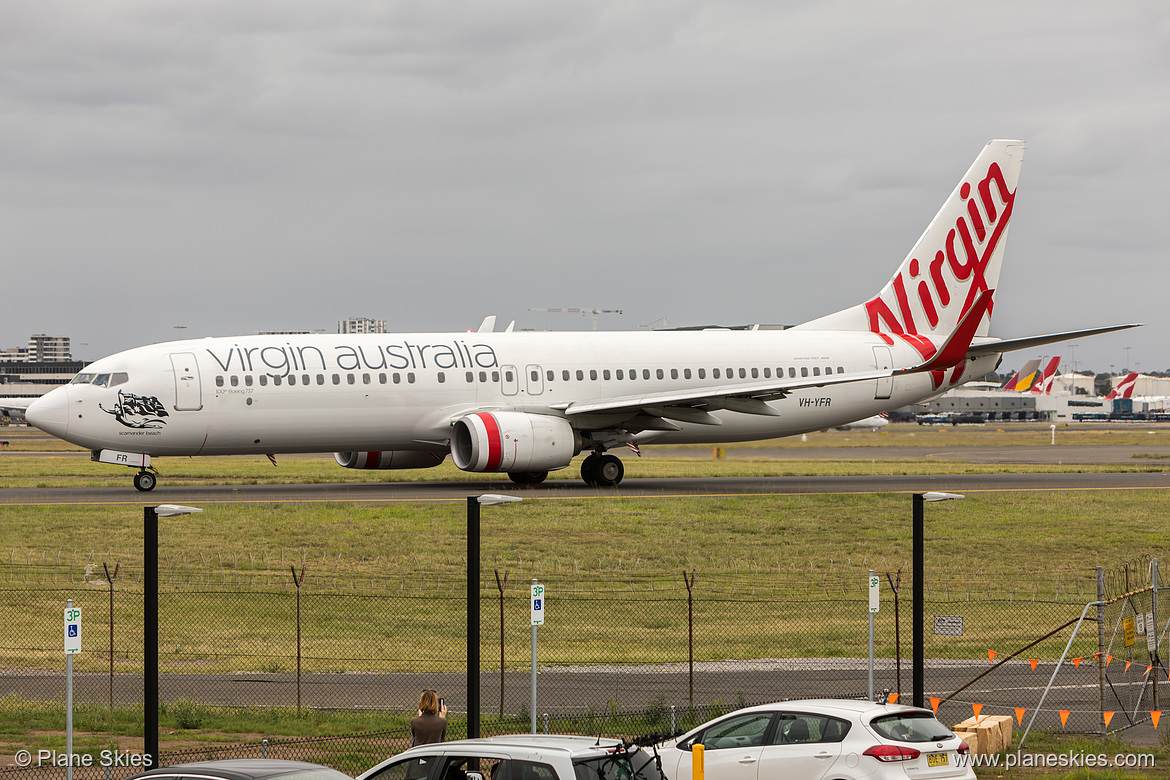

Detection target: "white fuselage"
[29, 329, 1000, 457]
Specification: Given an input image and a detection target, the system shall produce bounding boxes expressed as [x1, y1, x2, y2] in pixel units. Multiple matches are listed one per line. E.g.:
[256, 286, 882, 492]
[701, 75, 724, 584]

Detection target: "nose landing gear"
[133, 469, 158, 492]
[92, 449, 160, 491]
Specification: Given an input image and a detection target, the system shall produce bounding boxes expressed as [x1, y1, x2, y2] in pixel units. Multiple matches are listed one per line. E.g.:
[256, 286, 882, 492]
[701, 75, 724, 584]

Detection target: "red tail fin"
[1029, 356, 1061, 395]
[1105, 372, 1139, 400]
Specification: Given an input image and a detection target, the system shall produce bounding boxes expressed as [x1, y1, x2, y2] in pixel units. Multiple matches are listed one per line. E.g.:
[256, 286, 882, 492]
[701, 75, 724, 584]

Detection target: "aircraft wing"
[554, 289, 995, 426]
[550, 299, 1133, 430]
[0, 398, 33, 418]
[551, 367, 897, 424]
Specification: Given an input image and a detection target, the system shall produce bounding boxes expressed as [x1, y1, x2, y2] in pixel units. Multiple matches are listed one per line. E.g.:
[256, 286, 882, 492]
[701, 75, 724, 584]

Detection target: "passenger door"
[525, 364, 544, 396]
[755, 712, 847, 780]
[673, 711, 775, 780]
[501, 365, 519, 396]
[170, 352, 202, 411]
[873, 346, 893, 400]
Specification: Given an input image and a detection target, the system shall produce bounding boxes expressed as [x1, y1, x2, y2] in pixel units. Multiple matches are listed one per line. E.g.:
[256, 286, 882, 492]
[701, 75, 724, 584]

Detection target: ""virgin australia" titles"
[205, 340, 500, 377]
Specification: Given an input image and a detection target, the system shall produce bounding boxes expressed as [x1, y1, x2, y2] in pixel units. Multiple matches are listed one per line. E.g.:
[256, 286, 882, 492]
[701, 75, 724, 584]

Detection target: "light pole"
[144, 504, 201, 769]
[467, 494, 521, 739]
[912, 492, 962, 710]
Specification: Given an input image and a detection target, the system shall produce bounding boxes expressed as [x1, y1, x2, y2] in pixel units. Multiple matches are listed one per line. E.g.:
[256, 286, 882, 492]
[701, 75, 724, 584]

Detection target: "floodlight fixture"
[477, 494, 523, 505]
[152, 504, 203, 517]
[921, 492, 964, 502]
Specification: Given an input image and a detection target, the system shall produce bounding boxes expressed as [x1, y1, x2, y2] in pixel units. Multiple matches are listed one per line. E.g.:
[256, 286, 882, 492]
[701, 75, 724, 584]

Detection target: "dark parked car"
[130, 759, 352, 780]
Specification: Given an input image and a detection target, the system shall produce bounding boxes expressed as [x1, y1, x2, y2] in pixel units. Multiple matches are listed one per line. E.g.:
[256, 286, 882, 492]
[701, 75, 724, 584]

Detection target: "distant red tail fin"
[1003, 358, 1041, 391]
[1029, 356, 1061, 395]
[1106, 372, 1139, 400]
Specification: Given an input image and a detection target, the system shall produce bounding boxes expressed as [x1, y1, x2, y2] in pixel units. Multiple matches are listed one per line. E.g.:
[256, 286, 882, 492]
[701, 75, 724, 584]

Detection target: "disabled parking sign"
[64, 607, 81, 654]
[531, 582, 545, 626]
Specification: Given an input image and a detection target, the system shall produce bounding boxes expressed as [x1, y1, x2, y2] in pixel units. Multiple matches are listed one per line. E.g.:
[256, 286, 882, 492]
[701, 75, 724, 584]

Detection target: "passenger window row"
[215, 372, 418, 388]
[214, 364, 848, 389]
[536, 365, 847, 382]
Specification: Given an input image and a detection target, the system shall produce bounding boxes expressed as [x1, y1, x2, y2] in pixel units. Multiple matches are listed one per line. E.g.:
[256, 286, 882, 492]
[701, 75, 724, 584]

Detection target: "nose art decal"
[99, 390, 170, 429]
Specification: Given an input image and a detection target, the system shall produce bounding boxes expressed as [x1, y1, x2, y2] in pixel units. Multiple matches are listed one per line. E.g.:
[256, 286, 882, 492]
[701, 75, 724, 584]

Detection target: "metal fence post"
[1154, 558, 1160, 711]
[912, 494, 924, 709]
[290, 565, 306, 715]
[886, 570, 902, 700]
[495, 570, 508, 718]
[1097, 566, 1105, 734]
[103, 561, 120, 709]
[683, 570, 696, 709]
[145, 506, 158, 769]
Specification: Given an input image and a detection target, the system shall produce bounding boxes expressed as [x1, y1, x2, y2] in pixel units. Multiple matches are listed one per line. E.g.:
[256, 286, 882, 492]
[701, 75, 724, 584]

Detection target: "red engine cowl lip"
[450, 411, 578, 473]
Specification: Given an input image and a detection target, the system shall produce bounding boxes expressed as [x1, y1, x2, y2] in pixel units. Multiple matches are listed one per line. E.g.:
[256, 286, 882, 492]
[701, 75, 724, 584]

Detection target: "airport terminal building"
[909, 388, 1110, 422]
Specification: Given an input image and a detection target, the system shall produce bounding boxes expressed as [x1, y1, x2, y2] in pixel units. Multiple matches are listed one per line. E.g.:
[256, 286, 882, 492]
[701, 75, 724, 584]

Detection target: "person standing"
[410, 689, 447, 746]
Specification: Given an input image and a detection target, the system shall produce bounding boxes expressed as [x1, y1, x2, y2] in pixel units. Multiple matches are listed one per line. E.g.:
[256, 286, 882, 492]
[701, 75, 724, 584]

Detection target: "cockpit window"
[69, 372, 129, 387]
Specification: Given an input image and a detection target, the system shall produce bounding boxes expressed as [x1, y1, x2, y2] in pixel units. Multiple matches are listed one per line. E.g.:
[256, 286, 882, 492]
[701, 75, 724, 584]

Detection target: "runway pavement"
[2, 469, 1169, 507]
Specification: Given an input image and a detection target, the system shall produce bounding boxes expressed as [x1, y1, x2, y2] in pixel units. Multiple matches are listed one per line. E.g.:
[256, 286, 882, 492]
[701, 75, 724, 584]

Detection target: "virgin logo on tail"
[866, 163, 1016, 359]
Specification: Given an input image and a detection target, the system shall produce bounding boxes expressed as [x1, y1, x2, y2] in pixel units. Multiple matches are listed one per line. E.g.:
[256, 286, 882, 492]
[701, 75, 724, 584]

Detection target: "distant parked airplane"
[1028, 356, 1062, 395]
[836, 413, 889, 431]
[25, 140, 1139, 490]
[1106, 372, 1140, 400]
[1002, 359, 1041, 391]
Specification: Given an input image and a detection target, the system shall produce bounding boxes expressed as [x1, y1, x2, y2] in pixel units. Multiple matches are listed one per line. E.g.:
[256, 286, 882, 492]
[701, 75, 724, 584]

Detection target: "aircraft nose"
[26, 387, 69, 438]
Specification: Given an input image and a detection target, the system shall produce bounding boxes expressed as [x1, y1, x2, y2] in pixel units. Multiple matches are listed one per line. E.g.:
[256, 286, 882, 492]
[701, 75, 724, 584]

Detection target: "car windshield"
[870, 712, 955, 743]
[573, 748, 668, 780]
[272, 771, 353, 780]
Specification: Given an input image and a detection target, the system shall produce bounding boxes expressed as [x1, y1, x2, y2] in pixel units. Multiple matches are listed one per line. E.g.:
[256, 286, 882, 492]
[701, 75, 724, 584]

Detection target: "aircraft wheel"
[134, 471, 157, 492]
[508, 471, 548, 485]
[580, 454, 600, 486]
[593, 454, 624, 487]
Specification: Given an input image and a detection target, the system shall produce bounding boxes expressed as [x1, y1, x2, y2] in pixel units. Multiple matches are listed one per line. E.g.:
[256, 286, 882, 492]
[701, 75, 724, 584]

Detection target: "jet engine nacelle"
[334, 451, 446, 470]
[450, 411, 579, 473]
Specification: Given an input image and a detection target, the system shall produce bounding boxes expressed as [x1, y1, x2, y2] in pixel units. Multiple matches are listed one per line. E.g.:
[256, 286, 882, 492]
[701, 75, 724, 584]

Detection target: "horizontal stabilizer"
[966, 323, 1142, 358]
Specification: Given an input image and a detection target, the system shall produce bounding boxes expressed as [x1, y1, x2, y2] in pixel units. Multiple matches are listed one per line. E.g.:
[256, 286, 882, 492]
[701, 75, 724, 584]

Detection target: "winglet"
[915, 289, 994, 372]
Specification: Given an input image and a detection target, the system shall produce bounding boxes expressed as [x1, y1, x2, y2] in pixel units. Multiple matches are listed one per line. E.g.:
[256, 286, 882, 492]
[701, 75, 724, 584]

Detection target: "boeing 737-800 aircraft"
[24, 140, 1138, 490]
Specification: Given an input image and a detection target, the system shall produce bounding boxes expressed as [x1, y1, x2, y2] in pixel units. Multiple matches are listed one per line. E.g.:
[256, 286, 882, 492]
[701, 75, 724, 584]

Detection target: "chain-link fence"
[2, 550, 1165, 778]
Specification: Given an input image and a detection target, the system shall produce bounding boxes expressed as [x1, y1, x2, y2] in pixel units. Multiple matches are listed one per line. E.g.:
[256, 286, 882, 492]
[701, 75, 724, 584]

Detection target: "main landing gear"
[580, 452, 624, 487]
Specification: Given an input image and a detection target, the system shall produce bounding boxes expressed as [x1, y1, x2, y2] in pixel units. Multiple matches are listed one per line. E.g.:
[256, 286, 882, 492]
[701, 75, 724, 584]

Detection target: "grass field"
[1, 481, 1166, 674]
[3, 422, 1170, 776]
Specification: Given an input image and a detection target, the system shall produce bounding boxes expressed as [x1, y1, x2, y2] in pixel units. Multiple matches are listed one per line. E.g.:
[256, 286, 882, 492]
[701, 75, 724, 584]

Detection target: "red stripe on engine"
[363, 452, 378, 469]
[479, 413, 503, 471]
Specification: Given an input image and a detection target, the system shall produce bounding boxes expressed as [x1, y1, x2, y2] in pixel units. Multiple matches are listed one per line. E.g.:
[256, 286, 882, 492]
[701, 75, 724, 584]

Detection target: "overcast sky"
[3, 1, 1166, 374]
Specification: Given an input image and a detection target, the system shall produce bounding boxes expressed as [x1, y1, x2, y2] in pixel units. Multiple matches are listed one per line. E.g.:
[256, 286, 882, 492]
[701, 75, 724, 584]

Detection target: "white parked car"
[657, 699, 974, 780]
[358, 734, 669, 780]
